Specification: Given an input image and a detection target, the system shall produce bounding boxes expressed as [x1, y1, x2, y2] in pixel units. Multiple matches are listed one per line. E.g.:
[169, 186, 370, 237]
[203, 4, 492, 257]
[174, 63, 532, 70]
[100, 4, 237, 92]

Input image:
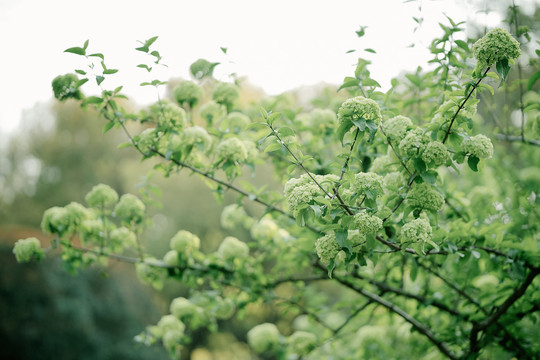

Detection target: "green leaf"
[117, 141, 132, 149]
[527, 71, 540, 91]
[413, 158, 427, 174]
[96, 75, 105, 85]
[355, 26, 366, 38]
[467, 155, 479, 172]
[84, 96, 103, 105]
[264, 142, 282, 153]
[220, 47, 228, 54]
[495, 58, 510, 86]
[137, 64, 152, 72]
[337, 77, 360, 92]
[75, 69, 86, 75]
[64, 47, 85, 56]
[83, 39, 89, 50]
[310, 205, 322, 218]
[352, 119, 366, 131]
[364, 48, 376, 54]
[421, 170, 438, 185]
[267, 112, 281, 125]
[337, 121, 353, 144]
[88, 53, 104, 60]
[103, 121, 116, 134]
[103, 69, 118, 75]
[278, 127, 295, 137]
[454, 40, 469, 52]
[76, 78, 88, 87]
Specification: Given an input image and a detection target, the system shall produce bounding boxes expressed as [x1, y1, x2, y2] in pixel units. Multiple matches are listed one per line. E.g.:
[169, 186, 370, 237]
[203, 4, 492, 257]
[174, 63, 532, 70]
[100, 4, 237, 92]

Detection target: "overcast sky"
[0, 0, 534, 136]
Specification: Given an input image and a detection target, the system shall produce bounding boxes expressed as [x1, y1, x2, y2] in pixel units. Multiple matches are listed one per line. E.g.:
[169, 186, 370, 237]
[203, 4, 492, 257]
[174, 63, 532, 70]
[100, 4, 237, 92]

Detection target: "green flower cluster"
[156, 314, 185, 354]
[315, 233, 341, 265]
[461, 134, 494, 159]
[199, 101, 226, 124]
[401, 218, 432, 243]
[288, 331, 317, 356]
[85, 184, 119, 208]
[406, 183, 444, 212]
[51, 73, 83, 101]
[352, 172, 384, 198]
[182, 126, 211, 148]
[223, 112, 250, 133]
[422, 141, 449, 167]
[250, 217, 279, 242]
[383, 172, 406, 191]
[247, 323, 281, 354]
[370, 155, 396, 174]
[170, 230, 200, 254]
[338, 96, 382, 125]
[309, 108, 337, 133]
[382, 115, 413, 142]
[13, 237, 44, 263]
[41, 202, 93, 235]
[212, 82, 239, 109]
[353, 211, 383, 234]
[220, 204, 252, 230]
[173, 80, 204, 108]
[399, 130, 430, 158]
[150, 100, 186, 129]
[170, 297, 199, 319]
[137, 128, 158, 154]
[190, 58, 215, 79]
[284, 174, 338, 215]
[114, 194, 146, 224]
[216, 236, 249, 262]
[216, 137, 248, 163]
[472, 28, 521, 67]
[109, 227, 137, 250]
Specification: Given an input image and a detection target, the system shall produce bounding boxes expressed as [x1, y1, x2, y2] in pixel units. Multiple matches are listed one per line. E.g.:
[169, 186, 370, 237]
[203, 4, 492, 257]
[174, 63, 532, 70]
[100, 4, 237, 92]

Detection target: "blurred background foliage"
[1, 2, 539, 359]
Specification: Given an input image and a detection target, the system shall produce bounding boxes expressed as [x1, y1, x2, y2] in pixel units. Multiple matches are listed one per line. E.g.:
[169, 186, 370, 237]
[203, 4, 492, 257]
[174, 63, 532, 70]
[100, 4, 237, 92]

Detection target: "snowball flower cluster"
[216, 137, 248, 163]
[109, 227, 136, 249]
[338, 96, 382, 125]
[247, 323, 281, 354]
[41, 202, 91, 235]
[199, 101, 226, 124]
[212, 82, 239, 108]
[157, 314, 185, 351]
[136, 128, 157, 153]
[284, 174, 338, 215]
[309, 108, 337, 132]
[216, 236, 249, 261]
[85, 184, 119, 208]
[288, 331, 317, 355]
[173, 80, 204, 108]
[399, 130, 430, 158]
[461, 134, 494, 159]
[472, 28, 521, 67]
[383, 172, 406, 191]
[382, 115, 413, 142]
[190, 58, 214, 79]
[52, 73, 83, 100]
[150, 100, 186, 129]
[182, 126, 211, 148]
[169, 230, 200, 254]
[352, 172, 384, 197]
[315, 233, 341, 265]
[401, 218, 432, 243]
[250, 217, 279, 242]
[13, 237, 44, 263]
[114, 194, 146, 223]
[370, 155, 396, 174]
[170, 297, 198, 319]
[422, 141, 449, 167]
[220, 203, 251, 230]
[353, 211, 383, 234]
[406, 183, 444, 212]
[223, 112, 250, 133]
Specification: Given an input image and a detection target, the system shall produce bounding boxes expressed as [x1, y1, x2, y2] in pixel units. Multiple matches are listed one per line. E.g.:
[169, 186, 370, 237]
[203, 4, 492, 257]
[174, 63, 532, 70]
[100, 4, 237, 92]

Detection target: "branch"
[495, 134, 540, 147]
[314, 263, 457, 360]
[442, 67, 490, 144]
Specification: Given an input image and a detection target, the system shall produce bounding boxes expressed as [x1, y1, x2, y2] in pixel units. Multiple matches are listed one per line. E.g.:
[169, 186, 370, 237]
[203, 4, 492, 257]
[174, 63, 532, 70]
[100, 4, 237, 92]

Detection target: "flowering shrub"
[13, 17, 540, 360]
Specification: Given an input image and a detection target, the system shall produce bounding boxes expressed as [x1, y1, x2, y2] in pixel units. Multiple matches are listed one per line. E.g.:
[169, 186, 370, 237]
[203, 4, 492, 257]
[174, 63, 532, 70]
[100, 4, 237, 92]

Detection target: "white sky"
[0, 0, 534, 136]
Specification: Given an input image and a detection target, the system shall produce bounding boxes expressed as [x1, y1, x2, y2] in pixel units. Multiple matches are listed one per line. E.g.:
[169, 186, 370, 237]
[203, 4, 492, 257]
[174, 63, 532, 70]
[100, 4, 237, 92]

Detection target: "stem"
[510, 0, 526, 141]
[442, 67, 490, 144]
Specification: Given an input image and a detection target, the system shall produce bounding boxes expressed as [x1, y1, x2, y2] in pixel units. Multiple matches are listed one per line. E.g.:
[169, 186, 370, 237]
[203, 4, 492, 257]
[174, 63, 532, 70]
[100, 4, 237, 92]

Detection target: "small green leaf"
[84, 96, 103, 105]
[117, 141, 132, 149]
[278, 127, 295, 137]
[96, 75, 105, 85]
[413, 158, 427, 174]
[103, 121, 115, 134]
[364, 48, 376, 54]
[103, 69, 119, 75]
[264, 142, 282, 153]
[421, 170, 438, 185]
[88, 53, 104, 60]
[75, 69, 86, 75]
[355, 26, 366, 38]
[454, 40, 469, 52]
[76, 78, 88, 87]
[83, 39, 89, 50]
[352, 118, 366, 131]
[64, 47, 85, 56]
[527, 71, 540, 91]
[467, 155, 479, 172]
[220, 47, 228, 54]
[337, 77, 360, 92]
[495, 58, 510, 86]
